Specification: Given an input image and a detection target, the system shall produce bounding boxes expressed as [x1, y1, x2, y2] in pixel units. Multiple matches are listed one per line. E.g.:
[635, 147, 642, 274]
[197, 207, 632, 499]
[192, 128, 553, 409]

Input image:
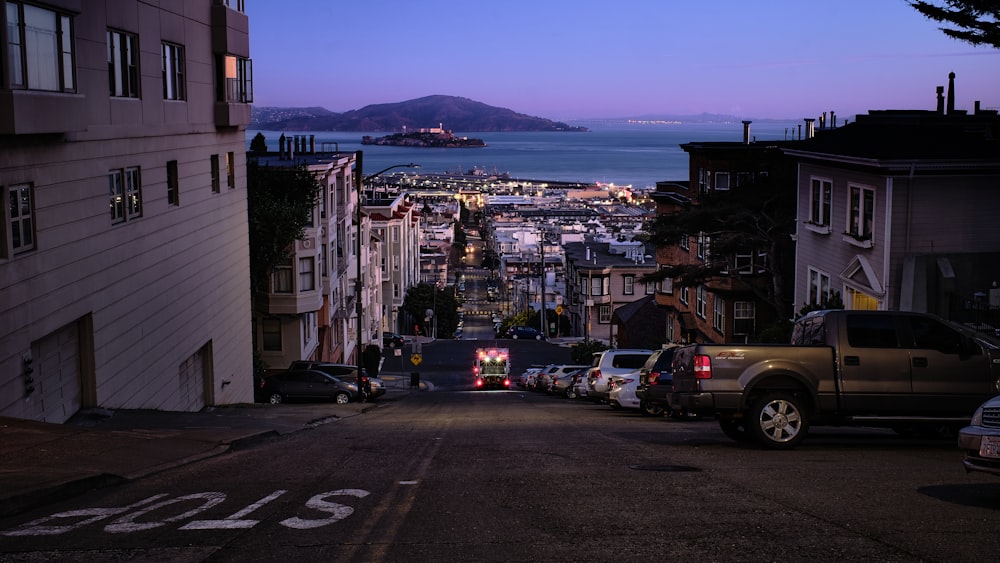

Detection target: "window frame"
[713, 294, 725, 331]
[5, 183, 36, 256]
[696, 285, 707, 319]
[809, 177, 832, 227]
[298, 257, 315, 292]
[210, 154, 221, 193]
[598, 304, 611, 324]
[847, 184, 875, 241]
[166, 160, 179, 206]
[623, 274, 635, 295]
[107, 28, 139, 98]
[161, 41, 185, 100]
[109, 167, 142, 224]
[272, 257, 293, 293]
[6, 2, 76, 92]
[220, 54, 253, 103]
[808, 267, 832, 306]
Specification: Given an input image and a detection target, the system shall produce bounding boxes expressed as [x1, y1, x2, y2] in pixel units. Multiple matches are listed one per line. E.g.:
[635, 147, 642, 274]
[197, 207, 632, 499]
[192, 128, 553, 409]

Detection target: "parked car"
[382, 332, 405, 349]
[958, 395, 1000, 477]
[533, 364, 589, 392]
[634, 345, 682, 417]
[507, 325, 545, 340]
[549, 367, 589, 397]
[518, 367, 544, 388]
[586, 349, 654, 403]
[568, 371, 589, 399]
[260, 369, 360, 405]
[608, 373, 641, 410]
[288, 361, 384, 399]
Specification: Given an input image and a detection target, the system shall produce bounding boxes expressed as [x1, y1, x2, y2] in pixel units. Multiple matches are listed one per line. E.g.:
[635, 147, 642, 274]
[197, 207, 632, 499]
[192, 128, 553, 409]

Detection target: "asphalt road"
[2, 377, 999, 562]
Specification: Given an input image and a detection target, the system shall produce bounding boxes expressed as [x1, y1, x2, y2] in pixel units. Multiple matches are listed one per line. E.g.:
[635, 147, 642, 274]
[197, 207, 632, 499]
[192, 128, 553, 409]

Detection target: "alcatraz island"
[362, 124, 486, 148]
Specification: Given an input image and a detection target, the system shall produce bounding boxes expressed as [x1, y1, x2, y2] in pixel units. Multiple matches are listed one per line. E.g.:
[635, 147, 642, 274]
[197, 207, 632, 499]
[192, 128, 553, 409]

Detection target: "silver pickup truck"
[671, 310, 1000, 449]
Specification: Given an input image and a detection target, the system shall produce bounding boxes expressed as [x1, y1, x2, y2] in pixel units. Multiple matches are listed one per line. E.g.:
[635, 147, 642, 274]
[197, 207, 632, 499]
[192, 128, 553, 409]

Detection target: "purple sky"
[248, 1, 1000, 121]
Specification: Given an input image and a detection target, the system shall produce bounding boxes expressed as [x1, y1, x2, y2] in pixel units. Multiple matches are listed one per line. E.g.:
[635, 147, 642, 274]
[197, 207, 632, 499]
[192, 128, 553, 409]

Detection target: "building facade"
[1, 0, 254, 421]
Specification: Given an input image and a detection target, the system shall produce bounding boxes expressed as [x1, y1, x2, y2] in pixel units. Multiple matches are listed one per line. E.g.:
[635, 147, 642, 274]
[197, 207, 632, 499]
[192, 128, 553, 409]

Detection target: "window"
[847, 185, 874, 240]
[679, 233, 689, 251]
[696, 286, 707, 318]
[660, 276, 673, 294]
[696, 232, 708, 260]
[226, 152, 235, 189]
[166, 160, 179, 206]
[298, 257, 315, 291]
[262, 318, 281, 351]
[599, 304, 611, 324]
[714, 171, 730, 191]
[697, 168, 709, 193]
[713, 295, 725, 330]
[161, 42, 185, 100]
[735, 252, 753, 273]
[733, 301, 755, 336]
[846, 314, 899, 348]
[5, 183, 35, 256]
[6, 2, 75, 91]
[678, 286, 689, 306]
[645, 281, 655, 295]
[109, 167, 142, 223]
[320, 244, 327, 278]
[107, 29, 139, 97]
[590, 276, 608, 296]
[623, 275, 634, 295]
[907, 315, 966, 354]
[272, 257, 293, 293]
[220, 54, 253, 103]
[810, 178, 832, 227]
[210, 154, 220, 193]
[808, 268, 831, 306]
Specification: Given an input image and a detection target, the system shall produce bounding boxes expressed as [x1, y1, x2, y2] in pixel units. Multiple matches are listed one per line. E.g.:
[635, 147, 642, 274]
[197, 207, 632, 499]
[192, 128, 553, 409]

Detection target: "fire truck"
[473, 347, 510, 389]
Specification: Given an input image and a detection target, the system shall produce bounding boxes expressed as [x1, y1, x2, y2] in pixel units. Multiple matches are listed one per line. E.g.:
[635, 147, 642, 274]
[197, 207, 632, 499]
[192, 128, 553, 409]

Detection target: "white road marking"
[2, 495, 168, 536]
[280, 489, 370, 530]
[104, 492, 227, 533]
[180, 490, 288, 530]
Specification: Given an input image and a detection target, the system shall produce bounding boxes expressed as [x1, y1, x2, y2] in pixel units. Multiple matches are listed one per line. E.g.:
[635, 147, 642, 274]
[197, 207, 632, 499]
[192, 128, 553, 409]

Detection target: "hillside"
[251, 95, 588, 132]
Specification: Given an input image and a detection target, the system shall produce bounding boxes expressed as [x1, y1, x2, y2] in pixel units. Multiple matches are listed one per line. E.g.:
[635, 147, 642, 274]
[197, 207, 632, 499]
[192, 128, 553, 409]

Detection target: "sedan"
[958, 395, 1000, 477]
[383, 332, 405, 349]
[608, 373, 641, 410]
[260, 369, 360, 405]
[507, 325, 545, 340]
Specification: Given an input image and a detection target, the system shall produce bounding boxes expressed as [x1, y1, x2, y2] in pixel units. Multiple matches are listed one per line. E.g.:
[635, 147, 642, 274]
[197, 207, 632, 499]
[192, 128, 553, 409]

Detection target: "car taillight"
[648, 371, 660, 385]
[503, 379, 511, 387]
[473, 366, 479, 375]
[475, 379, 484, 388]
[694, 354, 712, 379]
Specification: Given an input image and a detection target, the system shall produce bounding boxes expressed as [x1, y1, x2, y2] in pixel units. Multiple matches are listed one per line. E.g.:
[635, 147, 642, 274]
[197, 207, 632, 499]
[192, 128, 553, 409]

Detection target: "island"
[362, 125, 486, 148]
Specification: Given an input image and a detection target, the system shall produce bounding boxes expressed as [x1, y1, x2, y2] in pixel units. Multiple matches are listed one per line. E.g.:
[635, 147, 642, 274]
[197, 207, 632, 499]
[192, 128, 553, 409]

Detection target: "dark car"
[382, 332, 405, 349]
[635, 345, 681, 417]
[507, 325, 545, 340]
[289, 361, 384, 399]
[958, 395, 1000, 477]
[259, 369, 360, 405]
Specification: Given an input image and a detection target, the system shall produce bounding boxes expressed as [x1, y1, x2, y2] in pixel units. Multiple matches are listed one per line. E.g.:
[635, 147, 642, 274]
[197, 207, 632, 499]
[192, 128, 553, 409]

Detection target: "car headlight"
[970, 406, 984, 426]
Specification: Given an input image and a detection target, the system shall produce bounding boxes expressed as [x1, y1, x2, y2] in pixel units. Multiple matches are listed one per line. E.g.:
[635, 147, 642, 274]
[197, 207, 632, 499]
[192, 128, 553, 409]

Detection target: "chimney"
[975, 100, 981, 114]
[742, 120, 752, 144]
[309, 135, 316, 154]
[947, 71, 956, 115]
[936, 86, 945, 114]
[804, 118, 815, 139]
[279, 134, 287, 159]
[820, 112, 826, 129]
[830, 111, 836, 128]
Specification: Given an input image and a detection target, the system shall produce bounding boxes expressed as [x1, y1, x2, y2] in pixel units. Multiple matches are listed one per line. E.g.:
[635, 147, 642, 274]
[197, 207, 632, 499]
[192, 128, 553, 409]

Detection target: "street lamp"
[354, 151, 419, 400]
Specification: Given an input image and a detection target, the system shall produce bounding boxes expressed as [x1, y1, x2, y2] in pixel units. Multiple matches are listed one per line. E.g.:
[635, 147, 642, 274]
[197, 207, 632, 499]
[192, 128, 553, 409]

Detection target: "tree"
[642, 173, 797, 325]
[402, 283, 460, 337]
[246, 160, 322, 294]
[908, 1, 1000, 47]
[249, 132, 268, 153]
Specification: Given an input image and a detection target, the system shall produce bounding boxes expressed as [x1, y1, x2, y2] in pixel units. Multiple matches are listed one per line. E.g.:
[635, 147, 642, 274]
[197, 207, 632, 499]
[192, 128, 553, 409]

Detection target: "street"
[2, 369, 999, 562]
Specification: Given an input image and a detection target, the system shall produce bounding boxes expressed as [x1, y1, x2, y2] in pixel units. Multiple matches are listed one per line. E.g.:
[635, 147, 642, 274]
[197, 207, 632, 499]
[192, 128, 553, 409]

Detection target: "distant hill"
[251, 95, 588, 132]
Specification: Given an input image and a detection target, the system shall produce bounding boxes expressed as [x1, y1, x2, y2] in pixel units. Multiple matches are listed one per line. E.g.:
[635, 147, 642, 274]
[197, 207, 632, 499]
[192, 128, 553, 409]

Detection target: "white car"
[608, 372, 641, 410]
[586, 349, 654, 403]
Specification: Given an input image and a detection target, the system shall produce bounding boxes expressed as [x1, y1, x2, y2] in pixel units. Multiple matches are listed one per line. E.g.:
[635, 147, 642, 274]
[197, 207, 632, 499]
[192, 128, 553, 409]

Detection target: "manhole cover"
[628, 464, 700, 472]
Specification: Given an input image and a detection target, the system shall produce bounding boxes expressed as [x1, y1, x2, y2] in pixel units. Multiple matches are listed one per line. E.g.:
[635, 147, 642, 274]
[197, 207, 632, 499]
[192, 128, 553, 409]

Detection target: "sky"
[248, 0, 1000, 121]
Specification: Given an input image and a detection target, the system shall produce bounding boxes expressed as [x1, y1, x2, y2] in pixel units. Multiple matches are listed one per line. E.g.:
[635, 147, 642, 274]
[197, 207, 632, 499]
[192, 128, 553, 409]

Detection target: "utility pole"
[539, 230, 547, 338]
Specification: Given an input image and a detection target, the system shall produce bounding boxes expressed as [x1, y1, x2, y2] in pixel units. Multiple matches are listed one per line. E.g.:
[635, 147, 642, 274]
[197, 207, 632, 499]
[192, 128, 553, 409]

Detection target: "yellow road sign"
[410, 353, 422, 366]
[555, 305, 564, 316]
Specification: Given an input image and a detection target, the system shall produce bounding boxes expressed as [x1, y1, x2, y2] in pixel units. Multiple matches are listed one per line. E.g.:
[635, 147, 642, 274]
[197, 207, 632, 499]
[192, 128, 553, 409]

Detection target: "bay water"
[247, 120, 806, 188]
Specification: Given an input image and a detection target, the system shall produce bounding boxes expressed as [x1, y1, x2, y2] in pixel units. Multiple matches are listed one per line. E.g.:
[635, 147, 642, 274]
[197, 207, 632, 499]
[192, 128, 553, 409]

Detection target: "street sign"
[555, 305, 564, 316]
[410, 353, 422, 366]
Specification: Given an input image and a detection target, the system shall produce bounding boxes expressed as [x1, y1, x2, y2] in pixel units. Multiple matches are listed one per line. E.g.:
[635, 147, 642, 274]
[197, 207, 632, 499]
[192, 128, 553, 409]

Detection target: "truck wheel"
[718, 418, 751, 442]
[748, 392, 809, 449]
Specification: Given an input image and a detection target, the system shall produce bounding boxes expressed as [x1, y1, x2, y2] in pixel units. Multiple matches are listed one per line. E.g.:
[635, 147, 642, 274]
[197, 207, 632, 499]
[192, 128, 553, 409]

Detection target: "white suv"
[586, 349, 654, 403]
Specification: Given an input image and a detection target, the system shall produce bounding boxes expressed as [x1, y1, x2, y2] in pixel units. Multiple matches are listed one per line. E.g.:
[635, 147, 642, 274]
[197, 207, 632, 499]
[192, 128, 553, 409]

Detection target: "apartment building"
[367, 194, 421, 335]
[1, 1, 254, 421]
[250, 142, 369, 370]
[785, 87, 1000, 324]
[564, 240, 658, 345]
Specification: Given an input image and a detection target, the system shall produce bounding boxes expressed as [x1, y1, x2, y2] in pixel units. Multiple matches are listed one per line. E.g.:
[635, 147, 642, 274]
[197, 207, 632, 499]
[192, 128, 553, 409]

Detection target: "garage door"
[178, 346, 207, 411]
[32, 322, 82, 423]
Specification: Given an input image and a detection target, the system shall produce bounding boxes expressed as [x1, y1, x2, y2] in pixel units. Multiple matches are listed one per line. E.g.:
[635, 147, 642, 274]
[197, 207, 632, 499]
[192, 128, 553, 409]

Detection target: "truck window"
[791, 316, 826, 345]
[845, 314, 900, 348]
[907, 316, 967, 354]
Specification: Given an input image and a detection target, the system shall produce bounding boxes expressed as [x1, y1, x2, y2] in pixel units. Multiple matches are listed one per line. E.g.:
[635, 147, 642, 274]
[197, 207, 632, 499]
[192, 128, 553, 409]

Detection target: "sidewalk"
[0, 375, 426, 519]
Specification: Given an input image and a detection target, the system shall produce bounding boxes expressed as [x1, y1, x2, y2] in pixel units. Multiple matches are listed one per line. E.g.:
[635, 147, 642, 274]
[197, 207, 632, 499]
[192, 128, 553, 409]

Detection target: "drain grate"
[628, 464, 701, 472]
